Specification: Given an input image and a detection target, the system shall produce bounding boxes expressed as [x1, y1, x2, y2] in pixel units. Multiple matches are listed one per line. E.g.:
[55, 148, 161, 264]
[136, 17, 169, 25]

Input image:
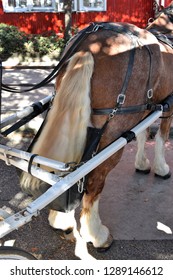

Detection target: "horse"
[20, 2, 173, 259]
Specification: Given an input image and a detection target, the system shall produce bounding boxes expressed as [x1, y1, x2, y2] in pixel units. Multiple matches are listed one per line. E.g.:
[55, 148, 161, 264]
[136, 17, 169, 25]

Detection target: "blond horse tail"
[20, 51, 94, 191]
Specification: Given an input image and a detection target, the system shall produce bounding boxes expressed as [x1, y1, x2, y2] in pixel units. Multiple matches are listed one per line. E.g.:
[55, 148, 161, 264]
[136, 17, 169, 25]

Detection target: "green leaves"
[0, 24, 65, 61]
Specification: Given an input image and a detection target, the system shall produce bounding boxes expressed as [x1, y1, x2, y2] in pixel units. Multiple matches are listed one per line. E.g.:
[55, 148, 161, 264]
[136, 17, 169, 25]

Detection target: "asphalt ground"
[0, 67, 173, 260]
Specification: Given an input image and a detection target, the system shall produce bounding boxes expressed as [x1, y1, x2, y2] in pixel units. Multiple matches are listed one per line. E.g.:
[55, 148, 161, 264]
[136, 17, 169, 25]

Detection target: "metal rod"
[0, 95, 51, 129]
[131, 110, 162, 135]
[0, 154, 59, 185]
[0, 144, 70, 172]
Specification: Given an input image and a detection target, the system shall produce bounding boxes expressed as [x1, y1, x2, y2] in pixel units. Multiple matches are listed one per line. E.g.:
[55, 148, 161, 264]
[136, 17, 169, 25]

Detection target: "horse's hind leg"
[154, 113, 172, 179]
[80, 194, 112, 250]
[135, 129, 151, 173]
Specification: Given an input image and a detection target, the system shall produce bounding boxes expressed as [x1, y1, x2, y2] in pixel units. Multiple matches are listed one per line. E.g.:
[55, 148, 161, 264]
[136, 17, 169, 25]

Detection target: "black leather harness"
[149, 28, 173, 48]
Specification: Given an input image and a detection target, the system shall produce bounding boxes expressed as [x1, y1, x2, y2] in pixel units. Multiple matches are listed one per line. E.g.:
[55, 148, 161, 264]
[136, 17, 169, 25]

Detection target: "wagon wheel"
[0, 246, 37, 260]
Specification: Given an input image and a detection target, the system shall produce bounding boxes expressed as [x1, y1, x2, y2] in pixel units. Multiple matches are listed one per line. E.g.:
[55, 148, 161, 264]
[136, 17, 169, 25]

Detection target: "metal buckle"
[117, 94, 126, 105]
[147, 89, 153, 99]
[92, 24, 103, 32]
[64, 161, 77, 171]
[50, 90, 56, 108]
[77, 177, 85, 193]
[86, 23, 103, 33]
[109, 108, 118, 120]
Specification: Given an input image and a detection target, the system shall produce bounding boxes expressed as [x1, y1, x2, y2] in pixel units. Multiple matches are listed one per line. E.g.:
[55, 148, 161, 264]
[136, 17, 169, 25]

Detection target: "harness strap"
[28, 154, 38, 175]
[156, 34, 173, 48]
[92, 104, 162, 115]
[117, 43, 136, 109]
[106, 41, 136, 120]
[144, 44, 153, 100]
[149, 29, 173, 49]
[93, 94, 173, 116]
[93, 37, 155, 117]
[121, 130, 136, 143]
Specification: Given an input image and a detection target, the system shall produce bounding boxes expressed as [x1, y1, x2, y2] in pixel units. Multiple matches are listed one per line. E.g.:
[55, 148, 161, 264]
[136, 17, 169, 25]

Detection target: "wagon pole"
[0, 96, 51, 133]
[0, 143, 70, 175]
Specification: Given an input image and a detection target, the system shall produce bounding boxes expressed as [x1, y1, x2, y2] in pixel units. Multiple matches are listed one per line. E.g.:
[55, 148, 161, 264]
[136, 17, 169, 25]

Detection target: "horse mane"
[147, 1, 173, 34]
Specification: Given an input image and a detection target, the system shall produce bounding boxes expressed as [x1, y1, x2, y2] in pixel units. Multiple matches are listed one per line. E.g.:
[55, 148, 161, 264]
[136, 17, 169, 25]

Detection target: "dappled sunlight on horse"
[20, 2, 173, 259]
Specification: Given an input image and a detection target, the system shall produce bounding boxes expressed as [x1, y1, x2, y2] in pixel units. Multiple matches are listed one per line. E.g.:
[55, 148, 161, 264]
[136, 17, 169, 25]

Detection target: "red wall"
[73, 0, 154, 29]
[0, 0, 171, 34]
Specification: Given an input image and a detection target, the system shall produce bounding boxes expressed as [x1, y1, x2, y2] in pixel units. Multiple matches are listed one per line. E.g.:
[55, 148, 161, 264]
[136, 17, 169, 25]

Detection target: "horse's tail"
[20, 51, 94, 193]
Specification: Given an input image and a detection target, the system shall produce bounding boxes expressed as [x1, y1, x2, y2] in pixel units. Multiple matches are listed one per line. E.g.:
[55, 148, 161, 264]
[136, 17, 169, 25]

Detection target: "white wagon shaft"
[0, 95, 51, 130]
[0, 107, 163, 238]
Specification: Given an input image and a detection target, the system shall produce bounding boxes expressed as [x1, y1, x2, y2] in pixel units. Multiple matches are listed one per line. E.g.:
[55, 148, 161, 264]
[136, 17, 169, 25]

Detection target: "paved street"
[0, 66, 173, 260]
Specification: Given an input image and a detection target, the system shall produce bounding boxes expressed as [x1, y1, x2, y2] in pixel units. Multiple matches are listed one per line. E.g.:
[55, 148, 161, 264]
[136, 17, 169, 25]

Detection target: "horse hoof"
[155, 172, 171, 180]
[96, 234, 114, 253]
[63, 228, 75, 241]
[135, 168, 151, 174]
[51, 227, 75, 241]
[64, 227, 73, 235]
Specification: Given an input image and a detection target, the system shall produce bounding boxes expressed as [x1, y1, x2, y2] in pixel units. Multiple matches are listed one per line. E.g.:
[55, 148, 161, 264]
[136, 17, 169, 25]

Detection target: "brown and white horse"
[20, 3, 173, 259]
